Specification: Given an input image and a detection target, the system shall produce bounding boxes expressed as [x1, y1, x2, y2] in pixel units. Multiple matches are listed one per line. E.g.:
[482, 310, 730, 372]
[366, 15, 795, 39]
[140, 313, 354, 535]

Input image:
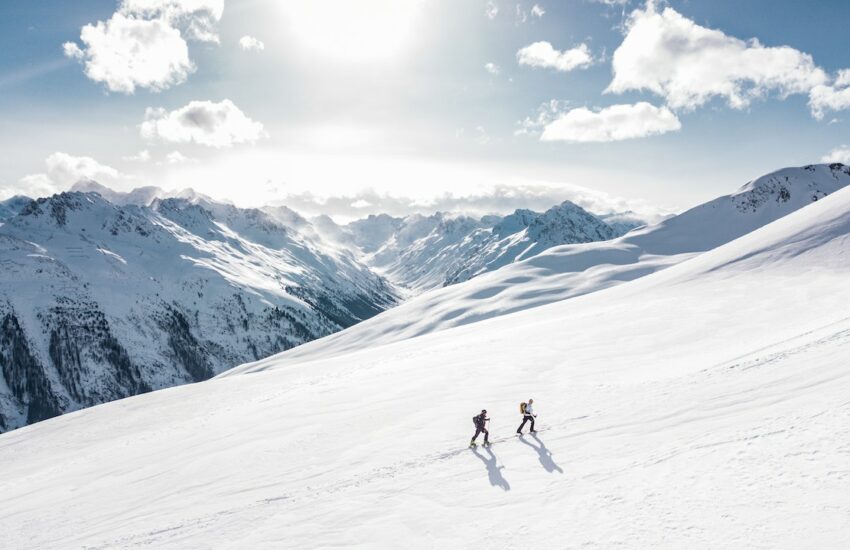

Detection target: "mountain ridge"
[331, 200, 636, 291]
[0, 190, 398, 432]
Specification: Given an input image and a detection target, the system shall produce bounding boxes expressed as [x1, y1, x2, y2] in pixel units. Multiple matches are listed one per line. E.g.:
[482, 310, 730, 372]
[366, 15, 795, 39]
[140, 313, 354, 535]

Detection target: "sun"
[279, 0, 425, 63]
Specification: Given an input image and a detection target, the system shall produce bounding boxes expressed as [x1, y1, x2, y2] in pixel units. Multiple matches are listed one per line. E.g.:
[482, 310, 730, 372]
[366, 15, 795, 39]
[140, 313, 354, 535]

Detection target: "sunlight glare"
[279, 0, 425, 63]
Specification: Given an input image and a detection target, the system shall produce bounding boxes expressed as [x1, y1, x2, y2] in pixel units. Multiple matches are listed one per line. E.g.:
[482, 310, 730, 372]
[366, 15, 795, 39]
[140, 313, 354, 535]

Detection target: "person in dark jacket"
[517, 398, 537, 434]
[470, 409, 490, 446]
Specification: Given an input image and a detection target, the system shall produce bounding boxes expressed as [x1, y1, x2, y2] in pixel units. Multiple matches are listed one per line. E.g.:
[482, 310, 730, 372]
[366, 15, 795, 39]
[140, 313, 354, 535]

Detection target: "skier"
[516, 398, 537, 435]
[470, 409, 490, 447]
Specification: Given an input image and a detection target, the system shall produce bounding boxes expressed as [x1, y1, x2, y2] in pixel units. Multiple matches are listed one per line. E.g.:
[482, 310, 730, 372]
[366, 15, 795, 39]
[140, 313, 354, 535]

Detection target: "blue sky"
[2, 0, 850, 220]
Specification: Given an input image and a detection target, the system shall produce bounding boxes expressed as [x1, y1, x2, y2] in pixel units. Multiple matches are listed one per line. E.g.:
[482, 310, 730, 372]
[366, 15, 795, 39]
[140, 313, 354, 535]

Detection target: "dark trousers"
[517, 415, 535, 433]
[471, 426, 489, 443]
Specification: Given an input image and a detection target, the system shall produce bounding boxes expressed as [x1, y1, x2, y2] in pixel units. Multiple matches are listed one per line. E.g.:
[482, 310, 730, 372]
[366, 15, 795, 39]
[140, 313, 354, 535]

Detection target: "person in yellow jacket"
[516, 398, 536, 434]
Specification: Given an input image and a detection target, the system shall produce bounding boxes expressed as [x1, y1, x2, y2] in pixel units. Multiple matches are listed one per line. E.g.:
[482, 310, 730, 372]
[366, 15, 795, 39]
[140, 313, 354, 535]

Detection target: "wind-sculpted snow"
[2, 180, 850, 548]
[254, 163, 850, 365]
[0, 191, 398, 431]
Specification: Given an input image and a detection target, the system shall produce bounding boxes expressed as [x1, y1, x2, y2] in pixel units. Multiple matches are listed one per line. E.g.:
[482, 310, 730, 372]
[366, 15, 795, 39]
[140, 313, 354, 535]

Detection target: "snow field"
[1, 184, 850, 547]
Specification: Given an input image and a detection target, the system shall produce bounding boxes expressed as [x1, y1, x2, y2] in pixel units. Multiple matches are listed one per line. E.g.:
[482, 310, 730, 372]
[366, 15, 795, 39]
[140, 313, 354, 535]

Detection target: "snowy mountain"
[69, 180, 236, 209]
[71, 180, 166, 206]
[444, 201, 625, 285]
[269, 163, 850, 362]
[328, 201, 633, 292]
[73, 182, 641, 294]
[0, 195, 32, 223]
[2, 169, 849, 548]
[0, 191, 398, 432]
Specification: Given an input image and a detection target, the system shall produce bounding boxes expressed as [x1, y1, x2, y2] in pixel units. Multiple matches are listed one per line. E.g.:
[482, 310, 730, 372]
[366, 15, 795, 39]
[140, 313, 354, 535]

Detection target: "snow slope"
[1, 175, 849, 548]
[272, 163, 850, 362]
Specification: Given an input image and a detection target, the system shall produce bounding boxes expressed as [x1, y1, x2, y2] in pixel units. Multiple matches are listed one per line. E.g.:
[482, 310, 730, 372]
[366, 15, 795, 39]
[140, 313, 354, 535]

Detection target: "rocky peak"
[732, 163, 850, 214]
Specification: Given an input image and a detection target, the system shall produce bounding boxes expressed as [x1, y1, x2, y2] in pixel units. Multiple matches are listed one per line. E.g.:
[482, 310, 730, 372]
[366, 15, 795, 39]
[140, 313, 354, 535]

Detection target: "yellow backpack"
[520, 402, 527, 414]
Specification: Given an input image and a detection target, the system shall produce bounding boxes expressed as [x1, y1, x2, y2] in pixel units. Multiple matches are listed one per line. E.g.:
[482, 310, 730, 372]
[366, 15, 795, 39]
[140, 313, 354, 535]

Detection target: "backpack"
[520, 402, 527, 414]
[472, 415, 479, 426]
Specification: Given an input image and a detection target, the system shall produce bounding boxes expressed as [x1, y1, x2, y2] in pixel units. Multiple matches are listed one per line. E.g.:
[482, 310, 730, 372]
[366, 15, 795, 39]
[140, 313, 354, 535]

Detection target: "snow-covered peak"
[69, 180, 166, 206]
[68, 181, 225, 208]
[0, 195, 33, 223]
[624, 162, 850, 255]
[340, 202, 630, 292]
[524, 200, 617, 243]
[151, 197, 216, 233]
[0, 189, 400, 433]
[731, 163, 849, 210]
[263, 205, 311, 231]
[492, 208, 537, 237]
[14, 191, 131, 230]
[493, 200, 606, 239]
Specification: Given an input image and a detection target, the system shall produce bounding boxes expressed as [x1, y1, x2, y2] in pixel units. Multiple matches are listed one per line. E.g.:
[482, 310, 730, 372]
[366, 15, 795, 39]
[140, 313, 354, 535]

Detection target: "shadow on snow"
[470, 445, 510, 491]
[518, 433, 563, 474]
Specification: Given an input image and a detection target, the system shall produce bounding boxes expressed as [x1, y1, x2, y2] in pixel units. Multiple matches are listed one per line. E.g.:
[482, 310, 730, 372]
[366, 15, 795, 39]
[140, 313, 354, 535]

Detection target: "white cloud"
[239, 35, 265, 52]
[63, 42, 84, 60]
[516, 4, 528, 23]
[820, 145, 850, 164]
[63, 0, 223, 93]
[517, 42, 593, 72]
[14, 153, 126, 198]
[123, 150, 152, 162]
[140, 99, 267, 148]
[63, 14, 193, 94]
[536, 102, 681, 143]
[809, 69, 850, 120]
[119, 0, 223, 42]
[531, 4, 545, 17]
[165, 151, 196, 164]
[485, 1, 499, 19]
[516, 99, 571, 135]
[350, 199, 372, 209]
[607, 3, 827, 111]
[484, 62, 500, 75]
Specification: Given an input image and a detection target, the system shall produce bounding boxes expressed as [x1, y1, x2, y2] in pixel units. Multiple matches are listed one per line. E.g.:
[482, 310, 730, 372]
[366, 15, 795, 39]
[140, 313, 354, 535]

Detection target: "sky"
[2, 0, 850, 221]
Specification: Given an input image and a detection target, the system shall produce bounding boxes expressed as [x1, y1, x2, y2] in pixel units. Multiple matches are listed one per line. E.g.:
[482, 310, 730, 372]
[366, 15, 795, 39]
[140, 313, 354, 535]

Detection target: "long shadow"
[471, 445, 511, 491]
[519, 434, 564, 474]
